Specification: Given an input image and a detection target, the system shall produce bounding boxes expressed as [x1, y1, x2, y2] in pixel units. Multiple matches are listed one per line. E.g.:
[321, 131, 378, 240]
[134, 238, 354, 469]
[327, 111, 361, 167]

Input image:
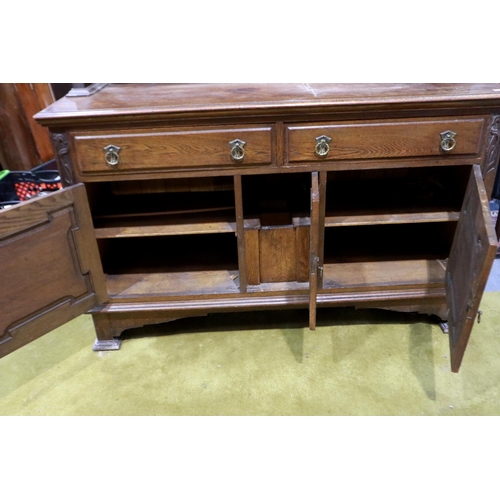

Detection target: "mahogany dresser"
[1, 84, 499, 372]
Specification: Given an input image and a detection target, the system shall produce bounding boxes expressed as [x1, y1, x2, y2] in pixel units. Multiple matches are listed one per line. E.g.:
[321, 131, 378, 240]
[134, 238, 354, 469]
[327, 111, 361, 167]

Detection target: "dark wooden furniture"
[0, 83, 55, 171]
[1, 84, 499, 373]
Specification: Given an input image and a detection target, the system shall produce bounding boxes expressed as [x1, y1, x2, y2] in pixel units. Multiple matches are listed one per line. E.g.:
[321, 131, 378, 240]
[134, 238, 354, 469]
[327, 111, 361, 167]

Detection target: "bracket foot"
[439, 322, 449, 334]
[93, 338, 122, 351]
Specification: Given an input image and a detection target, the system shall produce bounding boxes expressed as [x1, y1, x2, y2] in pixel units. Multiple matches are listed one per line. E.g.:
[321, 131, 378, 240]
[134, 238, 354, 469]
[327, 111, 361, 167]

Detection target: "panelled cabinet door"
[309, 172, 326, 330]
[0, 184, 107, 358]
[446, 165, 498, 372]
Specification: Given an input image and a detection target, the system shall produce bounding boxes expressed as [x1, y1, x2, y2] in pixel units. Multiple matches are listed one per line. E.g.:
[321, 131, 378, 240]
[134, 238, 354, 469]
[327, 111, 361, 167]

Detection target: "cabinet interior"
[88, 177, 236, 238]
[87, 164, 475, 297]
[98, 233, 240, 297]
[322, 218, 457, 290]
[325, 165, 470, 226]
[320, 165, 471, 291]
[242, 173, 311, 225]
[90, 177, 239, 297]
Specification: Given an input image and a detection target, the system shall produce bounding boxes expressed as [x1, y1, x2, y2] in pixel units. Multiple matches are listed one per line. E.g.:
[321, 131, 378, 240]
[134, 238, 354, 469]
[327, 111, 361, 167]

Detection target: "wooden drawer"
[71, 125, 274, 175]
[286, 117, 485, 164]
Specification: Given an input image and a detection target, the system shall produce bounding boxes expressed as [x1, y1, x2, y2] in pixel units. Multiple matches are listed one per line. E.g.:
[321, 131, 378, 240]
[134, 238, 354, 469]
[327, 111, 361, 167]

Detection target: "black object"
[493, 161, 500, 201]
[0, 166, 61, 209]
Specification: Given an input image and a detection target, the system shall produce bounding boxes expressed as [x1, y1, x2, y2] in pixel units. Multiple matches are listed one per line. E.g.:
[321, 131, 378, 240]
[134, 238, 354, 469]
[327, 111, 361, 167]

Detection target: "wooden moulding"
[33, 84, 500, 128]
[90, 294, 449, 350]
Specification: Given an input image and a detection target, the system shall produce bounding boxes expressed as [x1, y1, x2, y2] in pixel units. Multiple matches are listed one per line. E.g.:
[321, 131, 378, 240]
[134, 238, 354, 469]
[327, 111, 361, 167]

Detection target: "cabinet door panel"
[446, 165, 498, 372]
[309, 173, 320, 329]
[0, 184, 107, 358]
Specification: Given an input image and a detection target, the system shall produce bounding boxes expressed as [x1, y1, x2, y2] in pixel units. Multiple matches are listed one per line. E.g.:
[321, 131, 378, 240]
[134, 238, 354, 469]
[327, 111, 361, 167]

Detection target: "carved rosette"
[482, 115, 500, 195]
[51, 132, 76, 186]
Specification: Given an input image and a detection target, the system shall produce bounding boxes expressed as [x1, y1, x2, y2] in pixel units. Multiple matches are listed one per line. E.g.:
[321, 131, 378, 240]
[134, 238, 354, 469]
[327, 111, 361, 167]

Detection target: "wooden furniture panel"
[309, 172, 321, 330]
[446, 165, 498, 372]
[286, 117, 485, 164]
[0, 83, 54, 171]
[21, 83, 499, 373]
[295, 220, 310, 282]
[33, 84, 500, 127]
[0, 184, 107, 358]
[259, 226, 297, 282]
[244, 220, 261, 286]
[71, 126, 274, 176]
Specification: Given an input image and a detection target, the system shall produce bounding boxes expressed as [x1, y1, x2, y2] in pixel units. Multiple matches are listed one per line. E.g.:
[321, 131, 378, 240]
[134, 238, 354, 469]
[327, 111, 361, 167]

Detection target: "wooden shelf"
[323, 222, 456, 263]
[325, 166, 469, 226]
[94, 211, 236, 238]
[322, 259, 446, 290]
[325, 210, 460, 227]
[106, 270, 240, 297]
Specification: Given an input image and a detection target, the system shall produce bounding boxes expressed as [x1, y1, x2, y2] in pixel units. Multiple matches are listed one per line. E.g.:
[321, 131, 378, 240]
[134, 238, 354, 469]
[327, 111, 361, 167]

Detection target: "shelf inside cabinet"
[94, 211, 236, 238]
[89, 178, 237, 238]
[106, 270, 240, 298]
[324, 165, 470, 227]
[325, 210, 460, 227]
[321, 222, 454, 290]
[322, 222, 456, 264]
[322, 260, 446, 290]
[98, 233, 240, 297]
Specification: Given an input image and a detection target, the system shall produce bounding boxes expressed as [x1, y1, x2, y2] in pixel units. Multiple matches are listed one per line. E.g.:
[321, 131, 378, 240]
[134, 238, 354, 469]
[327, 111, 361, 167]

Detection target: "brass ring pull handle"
[229, 139, 246, 161]
[440, 131, 457, 152]
[315, 135, 332, 157]
[104, 145, 121, 166]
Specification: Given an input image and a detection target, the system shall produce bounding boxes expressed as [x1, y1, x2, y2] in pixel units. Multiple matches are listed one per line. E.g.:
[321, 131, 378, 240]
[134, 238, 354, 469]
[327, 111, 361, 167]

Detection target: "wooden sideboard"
[1, 84, 499, 372]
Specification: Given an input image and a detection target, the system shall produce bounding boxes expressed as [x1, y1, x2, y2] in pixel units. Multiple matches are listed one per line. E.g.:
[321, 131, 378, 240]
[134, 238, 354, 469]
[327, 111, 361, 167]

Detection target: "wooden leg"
[92, 313, 122, 351]
[91, 311, 208, 352]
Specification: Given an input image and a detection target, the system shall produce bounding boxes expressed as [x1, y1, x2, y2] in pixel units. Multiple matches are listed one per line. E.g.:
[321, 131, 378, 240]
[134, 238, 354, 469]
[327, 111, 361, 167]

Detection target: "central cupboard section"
[87, 165, 471, 302]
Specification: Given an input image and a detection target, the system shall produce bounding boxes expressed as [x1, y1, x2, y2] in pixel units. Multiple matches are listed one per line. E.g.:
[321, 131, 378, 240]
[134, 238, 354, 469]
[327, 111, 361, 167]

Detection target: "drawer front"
[72, 126, 274, 175]
[286, 118, 485, 163]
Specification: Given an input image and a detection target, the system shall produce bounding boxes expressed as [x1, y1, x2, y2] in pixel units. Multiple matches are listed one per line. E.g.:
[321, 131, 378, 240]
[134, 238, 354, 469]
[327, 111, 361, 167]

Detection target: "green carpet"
[1, 292, 499, 415]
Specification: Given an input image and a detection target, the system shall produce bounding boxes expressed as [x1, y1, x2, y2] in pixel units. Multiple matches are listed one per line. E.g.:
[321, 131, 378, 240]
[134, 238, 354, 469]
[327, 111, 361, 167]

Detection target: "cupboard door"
[0, 184, 107, 358]
[309, 172, 326, 329]
[446, 165, 498, 372]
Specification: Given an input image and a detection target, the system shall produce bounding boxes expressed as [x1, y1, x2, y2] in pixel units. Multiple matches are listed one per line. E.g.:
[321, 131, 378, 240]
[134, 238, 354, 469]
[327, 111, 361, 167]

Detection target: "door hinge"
[310, 255, 319, 274]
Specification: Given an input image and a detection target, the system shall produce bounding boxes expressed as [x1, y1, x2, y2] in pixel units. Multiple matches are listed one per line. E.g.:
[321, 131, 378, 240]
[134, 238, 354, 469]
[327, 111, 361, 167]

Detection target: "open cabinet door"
[446, 165, 498, 372]
[0, 184, 107, 358]
[309, 172, 326, 330]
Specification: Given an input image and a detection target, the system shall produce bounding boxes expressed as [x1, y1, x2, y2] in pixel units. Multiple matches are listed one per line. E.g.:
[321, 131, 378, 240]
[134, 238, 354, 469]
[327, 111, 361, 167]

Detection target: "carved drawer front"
[286, 117, 486, 164]
[71, 125, 274, 176]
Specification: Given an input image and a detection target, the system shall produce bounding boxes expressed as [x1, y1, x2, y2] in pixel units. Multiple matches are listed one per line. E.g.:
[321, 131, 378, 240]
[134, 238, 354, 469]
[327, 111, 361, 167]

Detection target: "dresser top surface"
[35, 83, 500, 125]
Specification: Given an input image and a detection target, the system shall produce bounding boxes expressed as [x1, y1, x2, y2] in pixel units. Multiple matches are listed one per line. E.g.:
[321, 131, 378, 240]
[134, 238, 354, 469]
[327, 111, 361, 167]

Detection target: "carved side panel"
[481, 115, 500, 198]
[51, 132, 76, 186]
